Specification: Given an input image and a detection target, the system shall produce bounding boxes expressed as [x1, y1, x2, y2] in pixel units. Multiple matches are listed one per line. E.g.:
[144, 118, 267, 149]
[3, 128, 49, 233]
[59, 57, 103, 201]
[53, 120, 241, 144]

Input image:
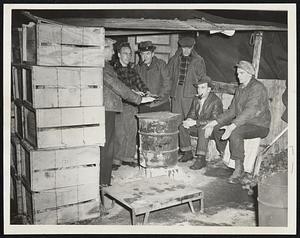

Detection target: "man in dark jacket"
[178, 76, 223, 170]
[135, 41, 171, 112]
[168, 37, 207, 121]
[204, 61, 271, 183]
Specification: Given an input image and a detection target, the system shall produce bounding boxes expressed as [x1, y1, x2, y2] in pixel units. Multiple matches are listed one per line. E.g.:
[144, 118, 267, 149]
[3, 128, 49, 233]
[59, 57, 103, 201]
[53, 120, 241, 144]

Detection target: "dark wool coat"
[217, 78, 271, 129]
[168, 48, 206, 98]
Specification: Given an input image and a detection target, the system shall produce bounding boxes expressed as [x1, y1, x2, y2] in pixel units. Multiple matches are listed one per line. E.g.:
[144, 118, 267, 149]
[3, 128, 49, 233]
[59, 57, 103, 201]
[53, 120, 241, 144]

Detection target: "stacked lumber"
[11, 19, 105, 224]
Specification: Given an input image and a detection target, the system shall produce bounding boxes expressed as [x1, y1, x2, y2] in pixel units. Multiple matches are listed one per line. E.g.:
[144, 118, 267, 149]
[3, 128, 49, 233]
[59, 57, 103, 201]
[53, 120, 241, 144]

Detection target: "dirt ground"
[82, 158, 257, 226]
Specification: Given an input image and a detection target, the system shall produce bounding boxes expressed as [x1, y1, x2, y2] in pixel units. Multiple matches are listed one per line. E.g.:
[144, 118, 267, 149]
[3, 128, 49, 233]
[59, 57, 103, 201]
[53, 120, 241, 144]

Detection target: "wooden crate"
[11, 134, 22, 176]
[22, 104, 105, 149]
[11, 173, 24, 218]
[19, 140, 100, 191]
[18, 64, 103, 108]
[22, 22, 105, 67]
[14, 100, 23, 139]
[19, 179, 100, 224]
[12, 28, 22, 63]
[11, 65, 23, 101]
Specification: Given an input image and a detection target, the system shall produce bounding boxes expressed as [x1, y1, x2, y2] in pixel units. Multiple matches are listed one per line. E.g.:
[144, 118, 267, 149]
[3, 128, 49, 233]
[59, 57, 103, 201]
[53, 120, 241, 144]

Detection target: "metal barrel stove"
[136, 112, 181, 168]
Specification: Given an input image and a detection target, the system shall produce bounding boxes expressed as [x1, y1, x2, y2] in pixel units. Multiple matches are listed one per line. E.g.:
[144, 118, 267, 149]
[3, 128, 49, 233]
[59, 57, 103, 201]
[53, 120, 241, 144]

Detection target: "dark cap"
[138, 41, 156, 52]
[178, 37, 195, 48]
[193, 75, 214, 88]
[117, 42, 131, 52]
[235, 60, 255, 75]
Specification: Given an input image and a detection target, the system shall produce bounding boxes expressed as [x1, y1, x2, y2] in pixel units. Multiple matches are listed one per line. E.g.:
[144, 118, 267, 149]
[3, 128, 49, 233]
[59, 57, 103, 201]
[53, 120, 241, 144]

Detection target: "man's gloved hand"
[220, 123, 237, 140]
[141, 96, 156, 104]
[182, 118, 196, 129]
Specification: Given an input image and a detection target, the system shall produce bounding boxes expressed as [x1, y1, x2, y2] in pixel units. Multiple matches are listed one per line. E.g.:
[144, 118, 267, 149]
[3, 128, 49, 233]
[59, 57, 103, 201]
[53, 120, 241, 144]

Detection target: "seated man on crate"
[204, 60, 271, 184]
[100, 38, 155, 187]
[178, 75, 223, 170]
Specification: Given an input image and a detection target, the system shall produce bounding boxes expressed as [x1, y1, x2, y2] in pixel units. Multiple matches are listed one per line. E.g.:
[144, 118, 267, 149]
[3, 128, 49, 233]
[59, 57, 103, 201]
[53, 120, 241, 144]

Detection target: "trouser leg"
[179, 124, 192, 151]
[171, 85, 193, 122]
[195, 126, 209, 156]
[100, 111, 115, 185]
[113, 111, 125, 165]
[229, 124, 269, 161]
[212, 123, 229, 155]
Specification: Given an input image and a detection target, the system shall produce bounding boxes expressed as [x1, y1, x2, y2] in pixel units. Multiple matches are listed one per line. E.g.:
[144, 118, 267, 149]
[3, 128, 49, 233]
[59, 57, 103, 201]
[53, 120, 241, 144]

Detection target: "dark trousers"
[138, 100, 170, 113]
[179, 124, 209, 156]
[100, 111, 116, 185]
[212, 123, 269, 161]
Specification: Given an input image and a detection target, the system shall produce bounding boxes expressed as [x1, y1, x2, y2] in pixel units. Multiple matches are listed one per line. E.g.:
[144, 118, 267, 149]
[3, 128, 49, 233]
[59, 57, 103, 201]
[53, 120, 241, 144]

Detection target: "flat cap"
[105, 37, 116, 47]
[138, 41, 156, 52]
[178, 37, 195, 48]
[193, 75, 214, 88]
[235, 60, 255, 75]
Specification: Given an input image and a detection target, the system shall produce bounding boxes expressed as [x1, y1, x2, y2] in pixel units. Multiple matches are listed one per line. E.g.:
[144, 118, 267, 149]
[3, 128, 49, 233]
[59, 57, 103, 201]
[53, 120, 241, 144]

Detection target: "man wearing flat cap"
[204, 60, 271, 183]
[178, 76, 223, 170]
[167, 36, 207, 121]
[135, 41, 171, 112]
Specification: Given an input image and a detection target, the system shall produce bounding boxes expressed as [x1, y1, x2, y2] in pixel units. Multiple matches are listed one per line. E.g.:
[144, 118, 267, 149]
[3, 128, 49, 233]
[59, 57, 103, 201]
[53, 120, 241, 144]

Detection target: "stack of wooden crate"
[11, 18, 105, 224]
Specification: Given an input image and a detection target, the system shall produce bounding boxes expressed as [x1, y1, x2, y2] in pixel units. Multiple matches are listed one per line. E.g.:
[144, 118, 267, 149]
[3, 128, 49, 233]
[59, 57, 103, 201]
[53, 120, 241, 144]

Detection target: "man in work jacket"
[135, 41, 171, 112]
[100, 38, 143, 186]
[167, 36, 207, 121]
[178, 76, 223, 170]
[204, 60, 271, 184]
[112, 42, 152, 168]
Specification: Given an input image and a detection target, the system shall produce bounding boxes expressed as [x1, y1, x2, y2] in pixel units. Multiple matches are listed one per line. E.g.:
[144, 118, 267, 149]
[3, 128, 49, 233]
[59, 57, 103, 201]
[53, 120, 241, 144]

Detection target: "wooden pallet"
[19, 140, 100, 191]
[21, 104, 105, 149]
[12, 64, 103, 108]
[22, 22, 105, 67]
[103, 176, 204, 225]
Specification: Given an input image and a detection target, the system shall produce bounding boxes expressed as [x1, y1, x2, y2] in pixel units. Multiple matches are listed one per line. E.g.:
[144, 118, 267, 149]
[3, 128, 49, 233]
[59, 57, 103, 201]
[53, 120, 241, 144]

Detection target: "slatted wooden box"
[19, 178, 100, 224]
[19, 140, 100, 191]
[11, 134, 22, 176]
[12, 28, 22, 63]
[22, 22, 105, 67]
[13, 64, 103, 109]
[22, 104, 105, 149]
[11, 172, 24, 219]
[14, 100, 23, 139]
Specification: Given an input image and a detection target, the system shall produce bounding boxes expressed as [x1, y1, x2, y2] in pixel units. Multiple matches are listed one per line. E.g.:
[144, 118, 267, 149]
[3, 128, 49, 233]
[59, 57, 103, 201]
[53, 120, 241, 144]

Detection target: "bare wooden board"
[22, 105, 105, 149]
[11, 173, 24, 216]
[14, 100, 23, 139]
[20, 140, 100, 191]
[22, 22, 105, 67]
[12, 28, 22, 63]
[11, 65, 23, 101]
[104, 176, 204, 215]
[19, 65, 103, 108]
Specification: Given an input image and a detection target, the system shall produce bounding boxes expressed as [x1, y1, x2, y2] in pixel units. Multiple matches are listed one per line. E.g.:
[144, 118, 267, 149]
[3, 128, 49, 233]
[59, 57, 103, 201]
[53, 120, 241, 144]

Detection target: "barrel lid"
[136, 111, 181, 120]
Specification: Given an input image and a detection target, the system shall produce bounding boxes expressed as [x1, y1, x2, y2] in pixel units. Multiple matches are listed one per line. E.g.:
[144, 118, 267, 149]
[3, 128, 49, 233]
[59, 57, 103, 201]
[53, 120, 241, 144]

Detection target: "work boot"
[178, 150, 193, 162]
[189, 155, 207, 170]
[228, 159, 244, 184]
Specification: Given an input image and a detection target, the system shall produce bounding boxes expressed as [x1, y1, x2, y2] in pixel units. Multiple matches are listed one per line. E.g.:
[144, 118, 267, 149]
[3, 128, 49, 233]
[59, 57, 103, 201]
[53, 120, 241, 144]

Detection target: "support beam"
[252, 31, 263, 79]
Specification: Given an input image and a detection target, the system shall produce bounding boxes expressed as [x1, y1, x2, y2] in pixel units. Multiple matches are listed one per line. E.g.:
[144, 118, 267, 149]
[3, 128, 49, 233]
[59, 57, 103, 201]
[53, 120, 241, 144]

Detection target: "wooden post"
[252, 31, 263, 79]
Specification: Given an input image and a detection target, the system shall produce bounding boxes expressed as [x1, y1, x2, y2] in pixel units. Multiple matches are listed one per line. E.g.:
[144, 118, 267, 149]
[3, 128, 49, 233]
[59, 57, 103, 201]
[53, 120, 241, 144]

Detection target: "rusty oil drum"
[136, 112, 181, 168]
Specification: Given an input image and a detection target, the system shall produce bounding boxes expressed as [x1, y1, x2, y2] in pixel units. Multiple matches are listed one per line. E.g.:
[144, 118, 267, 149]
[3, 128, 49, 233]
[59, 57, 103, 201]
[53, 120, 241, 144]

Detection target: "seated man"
[204, 60, 271, 183]
[178, 76, 223, 170]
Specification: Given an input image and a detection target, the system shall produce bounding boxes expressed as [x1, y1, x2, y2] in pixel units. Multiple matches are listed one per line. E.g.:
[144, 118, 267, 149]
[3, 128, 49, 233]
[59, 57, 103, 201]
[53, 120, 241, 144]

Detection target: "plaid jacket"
[113, 61, 149, 93]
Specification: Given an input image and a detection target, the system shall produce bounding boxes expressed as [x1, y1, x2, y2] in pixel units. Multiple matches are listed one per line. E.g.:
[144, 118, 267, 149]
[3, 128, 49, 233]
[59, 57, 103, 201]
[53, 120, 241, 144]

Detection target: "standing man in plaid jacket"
[112, 42, 151, 168]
